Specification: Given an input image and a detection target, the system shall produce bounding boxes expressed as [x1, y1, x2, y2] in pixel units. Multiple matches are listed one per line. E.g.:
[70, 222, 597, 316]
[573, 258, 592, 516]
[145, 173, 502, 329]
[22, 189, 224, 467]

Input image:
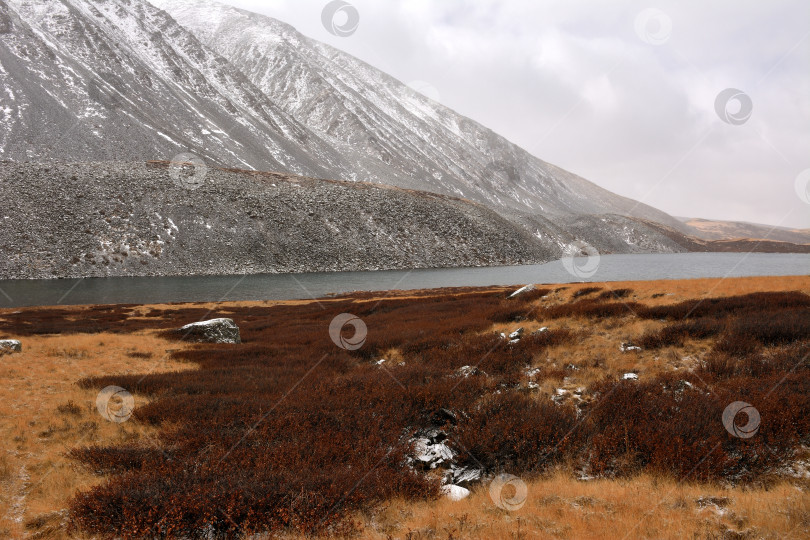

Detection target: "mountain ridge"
[151, 0, 691, 234]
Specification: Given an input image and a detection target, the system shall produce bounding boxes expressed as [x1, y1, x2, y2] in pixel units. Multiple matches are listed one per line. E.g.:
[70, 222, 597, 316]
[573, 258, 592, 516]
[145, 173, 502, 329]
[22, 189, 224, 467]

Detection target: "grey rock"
[447, 465, 483, 487]
[0, 339, 21, 353]
[440, 484, 471, 501]
[412, 437, 454, 470]
[178, 318, 241, 344]
[508, 284, 536, 299]
[508, 327, 524, 340]
[455, 365, 481, 378]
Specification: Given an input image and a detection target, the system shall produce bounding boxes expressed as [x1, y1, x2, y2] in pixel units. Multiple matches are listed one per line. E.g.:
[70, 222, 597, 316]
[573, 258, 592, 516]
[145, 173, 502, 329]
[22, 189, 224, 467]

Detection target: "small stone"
[441, 484, 471, 501]
[0, 339, 22, 353]
[449, 466, 483, 487]
[455, 365, 480, 378]
[508, 327, 524, 340]
[508, 284, 535, 299]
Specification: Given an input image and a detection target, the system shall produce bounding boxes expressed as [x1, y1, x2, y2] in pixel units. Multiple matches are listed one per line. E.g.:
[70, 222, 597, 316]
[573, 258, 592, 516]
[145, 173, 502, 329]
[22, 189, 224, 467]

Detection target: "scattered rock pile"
[405, 409, 483, 501]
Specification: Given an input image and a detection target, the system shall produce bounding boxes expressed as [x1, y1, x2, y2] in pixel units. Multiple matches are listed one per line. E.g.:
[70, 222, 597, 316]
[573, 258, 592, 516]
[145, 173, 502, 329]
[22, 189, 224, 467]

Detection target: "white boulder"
[178, 318, 241, 344]
[441, 484, 471, 501]
[0, 339, 22, 353]
[508, 327, 524, 340]
[508, 284, 535, 299]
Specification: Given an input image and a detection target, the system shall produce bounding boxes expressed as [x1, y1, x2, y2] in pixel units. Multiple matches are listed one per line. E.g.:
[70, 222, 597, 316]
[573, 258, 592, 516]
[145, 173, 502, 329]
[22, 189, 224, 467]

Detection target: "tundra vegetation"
[0, 276, 807, 539]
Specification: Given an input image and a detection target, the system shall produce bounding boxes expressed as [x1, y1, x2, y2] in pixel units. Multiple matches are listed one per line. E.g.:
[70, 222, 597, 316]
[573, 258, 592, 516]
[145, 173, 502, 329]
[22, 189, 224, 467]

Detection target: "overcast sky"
[184, 0, 810, 228]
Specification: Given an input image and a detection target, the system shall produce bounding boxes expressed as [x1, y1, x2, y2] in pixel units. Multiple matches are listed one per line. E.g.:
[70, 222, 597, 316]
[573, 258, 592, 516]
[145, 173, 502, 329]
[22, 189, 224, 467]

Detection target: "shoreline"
[0, 252, 808, 309]
[1, 274, 808, 312]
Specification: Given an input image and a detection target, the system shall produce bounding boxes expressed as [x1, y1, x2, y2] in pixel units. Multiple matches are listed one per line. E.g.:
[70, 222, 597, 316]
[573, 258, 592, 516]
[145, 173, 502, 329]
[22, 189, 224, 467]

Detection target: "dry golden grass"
[487, 276, 810, 408]
[350, 471, 808, 540]
[0, 331, 194, 540]
[0, 276, 808, 539]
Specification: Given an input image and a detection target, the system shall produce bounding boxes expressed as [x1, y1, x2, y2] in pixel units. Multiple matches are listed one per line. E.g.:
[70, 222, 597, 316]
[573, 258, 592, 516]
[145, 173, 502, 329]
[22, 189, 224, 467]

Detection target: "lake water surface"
[0, 252, 807, 308]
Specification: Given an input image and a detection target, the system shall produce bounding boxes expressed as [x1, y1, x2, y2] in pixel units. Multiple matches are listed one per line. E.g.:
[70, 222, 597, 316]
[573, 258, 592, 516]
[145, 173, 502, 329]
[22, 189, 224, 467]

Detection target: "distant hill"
[679, 218, 810, 245]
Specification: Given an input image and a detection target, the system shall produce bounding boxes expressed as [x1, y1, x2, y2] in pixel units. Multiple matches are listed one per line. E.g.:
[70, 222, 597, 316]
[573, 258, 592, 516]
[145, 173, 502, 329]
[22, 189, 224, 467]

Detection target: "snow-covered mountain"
[150, 0, 689, 231]
[0, 0, 395, 180]
[0, 0, 697, 269]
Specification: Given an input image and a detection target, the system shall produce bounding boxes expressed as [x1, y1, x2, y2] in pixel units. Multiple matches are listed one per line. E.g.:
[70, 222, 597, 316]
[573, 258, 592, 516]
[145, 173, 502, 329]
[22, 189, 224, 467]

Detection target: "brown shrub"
[726, 308, 810, 346]
[572, 287, 602, 299]
[639, 318, 724, 349]
[451, 392, 577, 472]
[543, 300, 643, 320]
[702, 343, 810, 380]
[580, 371, 810, 481]
[638, 291, 810, 320]
[598, 288, 633, 300]
[63, 287, 810, 537]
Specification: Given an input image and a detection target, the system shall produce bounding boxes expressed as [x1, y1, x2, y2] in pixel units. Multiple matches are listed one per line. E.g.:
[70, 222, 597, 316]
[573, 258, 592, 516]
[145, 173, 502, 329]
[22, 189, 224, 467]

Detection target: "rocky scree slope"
[0, 162, 556, 279]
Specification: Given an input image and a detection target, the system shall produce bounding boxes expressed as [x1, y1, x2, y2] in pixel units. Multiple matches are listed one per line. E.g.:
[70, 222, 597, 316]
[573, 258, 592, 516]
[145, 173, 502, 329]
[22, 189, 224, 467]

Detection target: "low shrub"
[598, 288, 633, 300]
[726, 308, 810, 346]
[639, 318, 724, 349]
[63, 286, 810, 537]
[451, 392, 577, 473]
[572, 287, 602, 299]
[638, 291, 810, 321]
[543, 300, 643, 320]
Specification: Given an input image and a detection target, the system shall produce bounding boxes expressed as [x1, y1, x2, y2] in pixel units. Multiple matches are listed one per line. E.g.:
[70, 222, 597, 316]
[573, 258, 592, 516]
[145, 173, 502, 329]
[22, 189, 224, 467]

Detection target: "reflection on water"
[0, 252, 807, 308]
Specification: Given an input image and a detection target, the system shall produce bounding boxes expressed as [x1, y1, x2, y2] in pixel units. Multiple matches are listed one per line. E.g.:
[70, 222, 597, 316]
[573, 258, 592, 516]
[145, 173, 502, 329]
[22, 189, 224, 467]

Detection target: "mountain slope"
[151, 0, 690, 233]
[0, 0, 390, 179]
[680, 218, 810, 244]
[0, 161, 557, 279]
[0, 0, 710, 278]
